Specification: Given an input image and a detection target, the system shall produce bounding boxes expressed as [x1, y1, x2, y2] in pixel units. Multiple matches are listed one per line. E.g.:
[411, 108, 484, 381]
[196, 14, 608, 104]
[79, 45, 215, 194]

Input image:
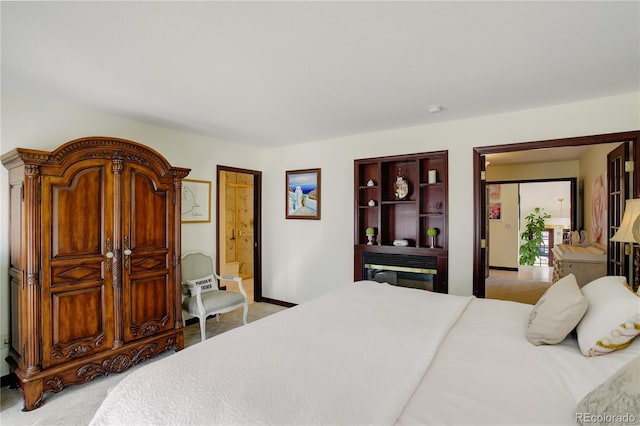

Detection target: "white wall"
[488, 183, 520, 268]
[1, 91, 639, 376]
[520, 181, 572, 227]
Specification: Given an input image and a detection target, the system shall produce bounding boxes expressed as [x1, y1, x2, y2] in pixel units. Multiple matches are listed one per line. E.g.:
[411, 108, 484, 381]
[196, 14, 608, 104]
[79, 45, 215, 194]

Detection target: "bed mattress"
[90, 281, 639, 425]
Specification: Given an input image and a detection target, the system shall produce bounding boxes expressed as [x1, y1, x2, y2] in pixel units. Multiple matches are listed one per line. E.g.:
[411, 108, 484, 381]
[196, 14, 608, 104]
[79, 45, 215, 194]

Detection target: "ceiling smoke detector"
[428, 105, 443, 113]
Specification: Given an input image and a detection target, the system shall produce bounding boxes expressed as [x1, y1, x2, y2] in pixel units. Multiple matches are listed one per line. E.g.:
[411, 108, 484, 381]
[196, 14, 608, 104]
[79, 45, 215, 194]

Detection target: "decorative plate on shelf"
[393, 239, 409, 246]
[394, 176, 409, 200]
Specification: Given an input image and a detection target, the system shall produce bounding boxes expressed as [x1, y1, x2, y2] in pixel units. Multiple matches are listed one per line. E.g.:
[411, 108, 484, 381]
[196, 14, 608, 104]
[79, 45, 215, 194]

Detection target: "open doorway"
[488, 180, 575, 268]
[217, 166, 262, 303]
[486, 179, 575, 304]
[473, 131, 640, 300]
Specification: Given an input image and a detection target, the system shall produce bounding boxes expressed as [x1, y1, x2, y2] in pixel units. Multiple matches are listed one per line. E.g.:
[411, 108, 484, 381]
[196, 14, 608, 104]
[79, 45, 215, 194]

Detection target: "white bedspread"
[397, 298, 640, 425]
[90, 281, 472, 425]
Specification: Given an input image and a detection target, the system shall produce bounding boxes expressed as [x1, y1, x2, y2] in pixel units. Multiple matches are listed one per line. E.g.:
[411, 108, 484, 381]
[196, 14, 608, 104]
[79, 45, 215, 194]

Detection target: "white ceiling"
[2, 1, 639, 148]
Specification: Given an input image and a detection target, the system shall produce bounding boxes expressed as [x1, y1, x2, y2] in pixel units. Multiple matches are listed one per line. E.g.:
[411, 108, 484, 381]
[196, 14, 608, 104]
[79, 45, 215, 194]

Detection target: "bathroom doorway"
[216, 166, 262, 303]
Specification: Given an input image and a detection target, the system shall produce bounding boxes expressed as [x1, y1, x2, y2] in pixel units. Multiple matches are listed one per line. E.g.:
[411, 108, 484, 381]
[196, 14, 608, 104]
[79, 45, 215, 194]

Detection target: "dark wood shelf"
[354, 151, 448, 292]
[380, 200, 416, 204]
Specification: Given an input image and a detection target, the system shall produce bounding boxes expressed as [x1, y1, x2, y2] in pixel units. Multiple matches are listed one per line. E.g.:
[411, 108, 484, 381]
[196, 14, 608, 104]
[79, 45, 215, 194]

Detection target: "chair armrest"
[217, 275, 247, 299]
[181, 282, 207, 316]
[219, 275, 239, 281]
[181, 282, 202, 297]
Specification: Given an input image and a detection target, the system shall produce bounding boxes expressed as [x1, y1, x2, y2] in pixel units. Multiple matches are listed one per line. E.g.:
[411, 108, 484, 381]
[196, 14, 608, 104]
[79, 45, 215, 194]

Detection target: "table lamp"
[610, 198, 640, 291]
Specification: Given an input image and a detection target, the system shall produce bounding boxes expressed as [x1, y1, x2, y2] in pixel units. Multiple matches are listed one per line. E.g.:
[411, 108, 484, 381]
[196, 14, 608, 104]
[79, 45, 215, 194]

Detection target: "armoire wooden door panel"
[41, 162, 115, 368]
[122, 165, 174, 342]
[128, 253, 168, 277]
[51, 287, 104, 358]
[128, 276, 170, 337]
[50, 259, 103, 285]
[49, 167, 105, 257]
[130, 169, 168, 248]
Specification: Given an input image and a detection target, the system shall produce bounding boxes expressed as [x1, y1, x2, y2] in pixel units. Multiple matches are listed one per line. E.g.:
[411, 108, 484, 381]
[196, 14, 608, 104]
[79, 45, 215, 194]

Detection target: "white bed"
[90, 280, 640, 426]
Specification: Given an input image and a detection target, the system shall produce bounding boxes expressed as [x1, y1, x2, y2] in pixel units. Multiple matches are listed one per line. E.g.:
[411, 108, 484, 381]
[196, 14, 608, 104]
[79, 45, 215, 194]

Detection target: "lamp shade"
[611, 199, 640, 243]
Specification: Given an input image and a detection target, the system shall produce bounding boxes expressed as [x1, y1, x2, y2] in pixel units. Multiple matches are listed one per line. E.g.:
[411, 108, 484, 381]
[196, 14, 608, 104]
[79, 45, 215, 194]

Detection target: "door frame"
[607, 143, 629, 277]
[216, 165, 263, 301]
[473, 130, 640, 298]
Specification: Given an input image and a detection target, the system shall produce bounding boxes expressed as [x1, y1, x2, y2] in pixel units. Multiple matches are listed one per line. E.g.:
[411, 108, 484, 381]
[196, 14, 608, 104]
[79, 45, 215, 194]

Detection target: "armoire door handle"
[124, 236, 132, 269]
[106, 237, 113, 271]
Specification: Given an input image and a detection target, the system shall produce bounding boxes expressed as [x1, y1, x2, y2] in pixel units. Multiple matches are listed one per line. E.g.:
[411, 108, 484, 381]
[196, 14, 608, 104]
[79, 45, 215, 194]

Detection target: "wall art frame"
[286, 168, 321, 220]
[182, 179, 212, 223]
[488, 202, 502, 221]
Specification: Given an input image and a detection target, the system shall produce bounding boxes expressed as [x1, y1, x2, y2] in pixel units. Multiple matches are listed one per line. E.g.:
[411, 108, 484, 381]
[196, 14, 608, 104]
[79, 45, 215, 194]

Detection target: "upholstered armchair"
[181, 250, 248, 342]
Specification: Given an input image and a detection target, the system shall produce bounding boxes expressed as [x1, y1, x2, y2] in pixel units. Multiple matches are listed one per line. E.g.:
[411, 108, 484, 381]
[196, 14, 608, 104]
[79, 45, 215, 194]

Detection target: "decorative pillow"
[577, 276, 640, 356]
[575, 356, 640, 425]
[526, 273, 588, 345]
[185, 274, 217, 296]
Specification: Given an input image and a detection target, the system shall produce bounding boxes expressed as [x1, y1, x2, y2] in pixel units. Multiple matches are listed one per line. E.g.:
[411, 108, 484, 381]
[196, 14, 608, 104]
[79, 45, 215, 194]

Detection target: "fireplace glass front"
[362, 252, 437, 291]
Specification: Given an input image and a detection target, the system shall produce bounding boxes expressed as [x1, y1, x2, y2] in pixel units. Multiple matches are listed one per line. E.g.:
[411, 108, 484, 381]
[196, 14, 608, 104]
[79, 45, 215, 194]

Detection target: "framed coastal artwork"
[286, 168, 321, 220]
[181, 179, 212, 223]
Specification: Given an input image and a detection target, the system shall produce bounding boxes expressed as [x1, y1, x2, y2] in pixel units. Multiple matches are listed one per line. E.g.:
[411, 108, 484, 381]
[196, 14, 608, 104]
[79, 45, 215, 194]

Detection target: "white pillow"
[575, 356, 640, 424]
[576, 276, 640, 356]
[185, 274, 217, 296]
[526, 273, 588, 345]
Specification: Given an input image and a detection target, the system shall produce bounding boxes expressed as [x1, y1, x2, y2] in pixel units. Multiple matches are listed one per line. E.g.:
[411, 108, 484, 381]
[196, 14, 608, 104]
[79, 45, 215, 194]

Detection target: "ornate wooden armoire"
[1, 137, 190, 410]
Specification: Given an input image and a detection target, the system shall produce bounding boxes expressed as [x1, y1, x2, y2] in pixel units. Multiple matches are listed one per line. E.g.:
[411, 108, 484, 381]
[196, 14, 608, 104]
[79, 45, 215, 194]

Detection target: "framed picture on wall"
[489, 202, 502, 221]
[286, 168, 321, 220]
[182, 179, 212, 223]
[488, 183, 501, 201]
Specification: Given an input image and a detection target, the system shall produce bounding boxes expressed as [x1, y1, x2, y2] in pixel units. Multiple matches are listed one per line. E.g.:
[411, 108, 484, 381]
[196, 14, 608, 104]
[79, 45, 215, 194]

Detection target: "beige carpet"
[486, 269, 552, 305]
[0, 302, 286, 426]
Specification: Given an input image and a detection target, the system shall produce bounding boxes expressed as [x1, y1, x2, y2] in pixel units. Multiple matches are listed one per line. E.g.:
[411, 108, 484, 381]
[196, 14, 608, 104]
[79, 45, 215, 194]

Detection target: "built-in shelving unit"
[354, 151, 448, 292]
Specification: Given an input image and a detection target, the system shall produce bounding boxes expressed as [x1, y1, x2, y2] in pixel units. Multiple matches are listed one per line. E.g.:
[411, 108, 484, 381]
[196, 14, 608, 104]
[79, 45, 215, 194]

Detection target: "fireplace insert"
[363, 252, 437, 291]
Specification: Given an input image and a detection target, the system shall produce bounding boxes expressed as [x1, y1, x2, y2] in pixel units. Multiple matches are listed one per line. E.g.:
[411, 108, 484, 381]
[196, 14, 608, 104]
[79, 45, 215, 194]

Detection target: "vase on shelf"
[394, 168, 409, 200]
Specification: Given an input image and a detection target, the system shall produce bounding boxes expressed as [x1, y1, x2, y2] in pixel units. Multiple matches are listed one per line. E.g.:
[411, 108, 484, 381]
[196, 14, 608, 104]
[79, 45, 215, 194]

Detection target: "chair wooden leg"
[242, 302, 248, 325]
[199, 316, 207, 342]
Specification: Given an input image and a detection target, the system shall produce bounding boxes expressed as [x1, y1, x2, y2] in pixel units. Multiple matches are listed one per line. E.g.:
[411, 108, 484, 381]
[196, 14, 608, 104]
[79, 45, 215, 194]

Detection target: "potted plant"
[519, 207, 551, 266]
[365, 227, 376, 245]
[427, 227, 438, 249]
